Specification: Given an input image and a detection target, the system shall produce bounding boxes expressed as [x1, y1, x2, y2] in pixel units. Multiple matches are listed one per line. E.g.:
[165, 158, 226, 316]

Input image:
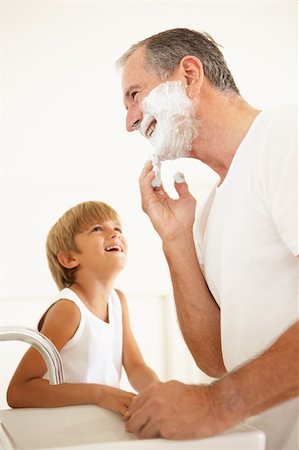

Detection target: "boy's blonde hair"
[46, 201, 121, 289]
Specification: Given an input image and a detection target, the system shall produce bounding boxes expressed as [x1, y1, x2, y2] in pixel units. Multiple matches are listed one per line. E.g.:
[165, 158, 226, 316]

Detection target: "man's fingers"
[127, 389, 149, 416]
[136, 418, 160, 439]
[126, 403, 161, 438]
[139, 160, 154, 183]
[125, 406, 149, 435]
[174, 177, 192, 198]
[139, 163, 157, 196]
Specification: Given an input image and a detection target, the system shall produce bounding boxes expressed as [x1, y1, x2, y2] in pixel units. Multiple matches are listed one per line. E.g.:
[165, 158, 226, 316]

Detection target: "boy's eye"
[115, 227, 122, 233]
[131, 91, 138, 100]
[92, 225, 103, 232]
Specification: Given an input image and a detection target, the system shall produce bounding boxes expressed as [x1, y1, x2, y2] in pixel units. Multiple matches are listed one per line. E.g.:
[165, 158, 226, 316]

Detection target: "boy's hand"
[97, 386, 136, 416]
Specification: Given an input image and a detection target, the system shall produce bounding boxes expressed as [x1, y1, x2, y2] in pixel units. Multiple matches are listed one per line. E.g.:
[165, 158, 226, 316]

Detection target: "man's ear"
[57, 251, 79, 269]
[179, 55, 204, 98]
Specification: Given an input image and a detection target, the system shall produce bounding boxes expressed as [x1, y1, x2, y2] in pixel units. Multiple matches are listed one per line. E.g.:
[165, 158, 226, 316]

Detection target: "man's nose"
[126, 106, 142, 132]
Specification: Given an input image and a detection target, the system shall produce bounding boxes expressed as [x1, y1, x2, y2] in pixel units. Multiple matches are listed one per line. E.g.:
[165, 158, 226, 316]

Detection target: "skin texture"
[121, 47, 299, 438]
[7, 220, 159, 415]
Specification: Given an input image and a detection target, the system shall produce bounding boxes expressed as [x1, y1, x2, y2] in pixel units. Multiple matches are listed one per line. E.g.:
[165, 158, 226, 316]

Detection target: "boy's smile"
[105, 244, 124, 252]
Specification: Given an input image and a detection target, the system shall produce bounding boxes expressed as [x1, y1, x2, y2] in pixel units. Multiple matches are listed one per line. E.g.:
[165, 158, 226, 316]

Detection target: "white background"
[0, 0, 297, 408]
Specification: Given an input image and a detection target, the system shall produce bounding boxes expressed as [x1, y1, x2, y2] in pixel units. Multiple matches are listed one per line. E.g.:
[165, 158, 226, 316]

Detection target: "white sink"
[0, 405, 265, 450]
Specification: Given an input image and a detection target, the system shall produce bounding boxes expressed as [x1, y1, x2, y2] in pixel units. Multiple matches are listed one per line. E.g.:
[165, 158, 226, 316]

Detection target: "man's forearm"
[163, 232, 226, 377]
[213, 320, 299, 426]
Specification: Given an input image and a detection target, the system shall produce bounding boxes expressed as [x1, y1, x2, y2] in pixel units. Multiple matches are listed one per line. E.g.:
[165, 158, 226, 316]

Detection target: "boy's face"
[72, 220, 128, 278]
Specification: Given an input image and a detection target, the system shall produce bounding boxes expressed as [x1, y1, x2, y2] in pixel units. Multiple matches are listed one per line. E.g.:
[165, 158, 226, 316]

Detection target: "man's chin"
[153, 147, 191, 162]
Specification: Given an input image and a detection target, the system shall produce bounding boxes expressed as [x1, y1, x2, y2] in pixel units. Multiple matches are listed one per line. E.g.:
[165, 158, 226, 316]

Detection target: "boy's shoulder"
[38, 289, 80, 331]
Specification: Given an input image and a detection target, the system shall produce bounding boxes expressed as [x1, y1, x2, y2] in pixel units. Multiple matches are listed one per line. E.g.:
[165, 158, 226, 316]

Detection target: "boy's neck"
[70, 279, 116, 322]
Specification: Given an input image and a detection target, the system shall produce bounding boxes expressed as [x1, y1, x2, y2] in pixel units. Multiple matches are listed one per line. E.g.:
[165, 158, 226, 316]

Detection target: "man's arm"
[218, 319, 299, 419]
[139, 162, 225, 377]
[126, 320, 299, 439]
[163, 233, 225, 377]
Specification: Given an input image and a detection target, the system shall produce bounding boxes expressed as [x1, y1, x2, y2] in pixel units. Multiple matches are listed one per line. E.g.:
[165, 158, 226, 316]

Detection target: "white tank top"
[43, 287, 123, 387]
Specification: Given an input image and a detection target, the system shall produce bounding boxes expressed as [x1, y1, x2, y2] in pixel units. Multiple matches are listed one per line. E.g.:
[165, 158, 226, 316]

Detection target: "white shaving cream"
[173, 171, 186, 184]
[140, 81, 197, 187]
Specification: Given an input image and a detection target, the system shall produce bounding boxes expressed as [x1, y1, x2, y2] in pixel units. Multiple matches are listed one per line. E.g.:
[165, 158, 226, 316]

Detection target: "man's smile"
[146, 120, 157, 139]
[140, 113, 157, 139]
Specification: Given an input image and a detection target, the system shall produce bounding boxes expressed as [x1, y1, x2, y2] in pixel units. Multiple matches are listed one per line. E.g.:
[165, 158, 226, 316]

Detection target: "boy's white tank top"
[44, 287, 123, 387]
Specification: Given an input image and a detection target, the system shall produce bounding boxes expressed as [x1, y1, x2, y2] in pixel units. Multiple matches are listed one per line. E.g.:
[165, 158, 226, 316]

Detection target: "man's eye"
[131, 91, 138, 100]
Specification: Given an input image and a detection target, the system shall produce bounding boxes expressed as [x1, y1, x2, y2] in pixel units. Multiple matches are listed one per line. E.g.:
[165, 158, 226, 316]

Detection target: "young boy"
[7, 201, 159, 415]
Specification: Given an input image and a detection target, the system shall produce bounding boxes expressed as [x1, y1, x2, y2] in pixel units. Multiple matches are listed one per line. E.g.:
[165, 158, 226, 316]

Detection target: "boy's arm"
[117, 289, 159, 392]
[7, 299, 135, 415]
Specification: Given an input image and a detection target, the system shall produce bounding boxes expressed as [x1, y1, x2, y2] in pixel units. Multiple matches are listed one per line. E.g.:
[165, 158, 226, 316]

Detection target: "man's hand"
[125, 380, 238, 439]
[139, 161, 196, 242]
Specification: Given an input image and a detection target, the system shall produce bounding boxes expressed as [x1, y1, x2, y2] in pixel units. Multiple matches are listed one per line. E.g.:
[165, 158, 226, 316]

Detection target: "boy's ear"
[179, 55, 204, 98]
[57, 251, 79, 269]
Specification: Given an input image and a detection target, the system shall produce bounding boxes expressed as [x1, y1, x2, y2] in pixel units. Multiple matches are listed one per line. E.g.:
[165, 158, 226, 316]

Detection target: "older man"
[117, 28, 298, 450]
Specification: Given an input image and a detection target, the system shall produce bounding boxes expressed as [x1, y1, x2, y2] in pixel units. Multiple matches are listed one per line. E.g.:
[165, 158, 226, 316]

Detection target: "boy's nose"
[110, 229, 120, 238]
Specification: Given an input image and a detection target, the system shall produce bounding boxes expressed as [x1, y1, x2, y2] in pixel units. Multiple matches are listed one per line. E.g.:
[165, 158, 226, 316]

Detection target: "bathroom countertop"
[0, 405, 266, 450]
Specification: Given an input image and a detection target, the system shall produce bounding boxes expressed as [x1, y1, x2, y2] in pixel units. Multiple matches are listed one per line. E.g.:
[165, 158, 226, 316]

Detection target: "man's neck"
[190, 86, 261, 182]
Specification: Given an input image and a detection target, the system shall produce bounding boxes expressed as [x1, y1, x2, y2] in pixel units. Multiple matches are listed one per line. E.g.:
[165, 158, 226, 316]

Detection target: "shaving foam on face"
[140, 81, 197, 188]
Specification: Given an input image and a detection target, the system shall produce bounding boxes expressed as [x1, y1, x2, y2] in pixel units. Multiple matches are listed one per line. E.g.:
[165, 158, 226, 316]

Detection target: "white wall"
[0, 0, 297, 408]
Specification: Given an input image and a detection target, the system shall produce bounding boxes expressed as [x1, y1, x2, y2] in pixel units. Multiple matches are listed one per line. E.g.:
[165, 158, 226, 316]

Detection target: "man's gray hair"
[116, 28, 239, 94]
